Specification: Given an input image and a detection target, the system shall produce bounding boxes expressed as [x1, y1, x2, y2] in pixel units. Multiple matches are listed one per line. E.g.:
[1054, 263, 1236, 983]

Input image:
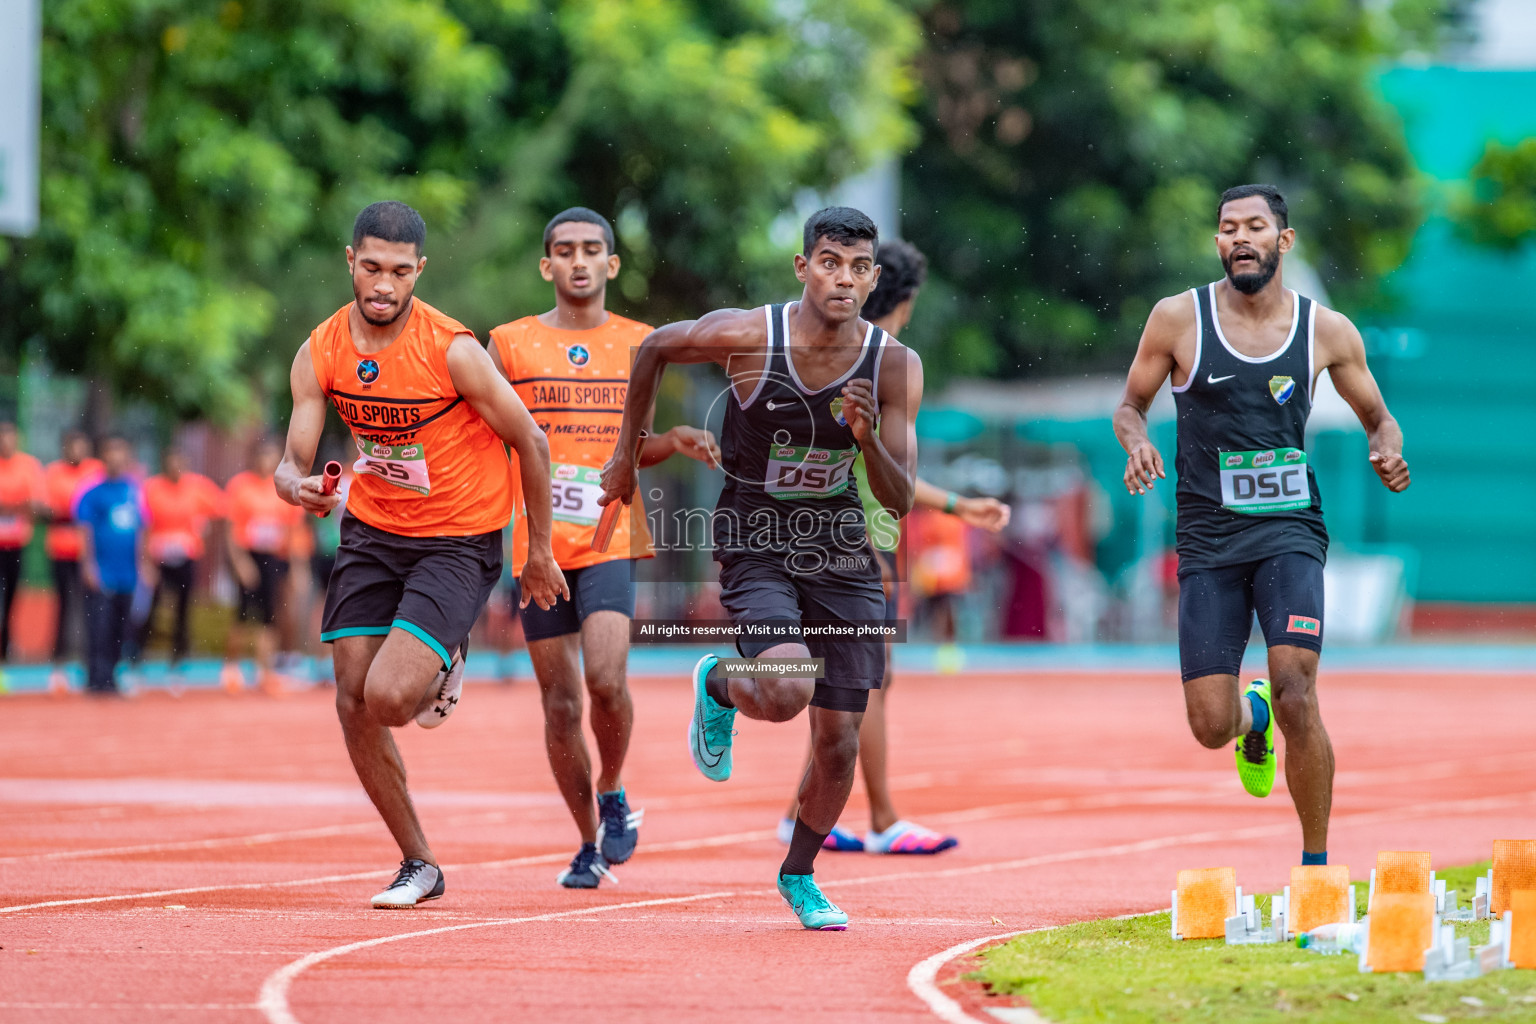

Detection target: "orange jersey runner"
[144, 472, 226, 563]
[43, 458, 104, 561]
[226, 471, 305, 558]
[489, 314, 654, 573]
[309, 299, 512, 538]
[0, 452, 46, 549]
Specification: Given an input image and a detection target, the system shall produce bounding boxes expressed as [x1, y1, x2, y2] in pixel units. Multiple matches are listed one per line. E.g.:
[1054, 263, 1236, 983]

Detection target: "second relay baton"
[592, 430, 647, 553]
[317, 461, 343, 518]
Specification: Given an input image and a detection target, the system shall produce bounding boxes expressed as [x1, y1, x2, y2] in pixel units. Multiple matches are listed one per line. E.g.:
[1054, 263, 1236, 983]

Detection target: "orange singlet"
[489, 314, 654, 573]
[309, 299, 512, 538]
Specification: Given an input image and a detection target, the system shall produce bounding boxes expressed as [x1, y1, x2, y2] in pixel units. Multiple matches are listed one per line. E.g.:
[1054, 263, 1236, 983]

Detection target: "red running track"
[1, 668, 1534, 1023]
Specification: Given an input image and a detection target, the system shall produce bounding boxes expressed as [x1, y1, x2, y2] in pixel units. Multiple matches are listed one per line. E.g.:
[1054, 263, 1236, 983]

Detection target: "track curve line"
[256, 891, 737, 1024]
[906, 930, 1031, 1024]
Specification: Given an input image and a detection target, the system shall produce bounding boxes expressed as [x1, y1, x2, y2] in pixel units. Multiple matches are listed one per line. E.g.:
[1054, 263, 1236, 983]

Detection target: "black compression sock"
[780, 817, 828, 876]
[705, 665, 735, 709]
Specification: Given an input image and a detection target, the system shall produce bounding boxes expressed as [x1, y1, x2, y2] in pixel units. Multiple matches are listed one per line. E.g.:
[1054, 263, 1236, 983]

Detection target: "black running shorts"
[1177, 551, 1325, 682]
[237, 552, 289, 626]
[717, 547, 886, 695]
[519, 558, 636, 642]
[875, 546, 899, 625]
[320, 513, 502, 669]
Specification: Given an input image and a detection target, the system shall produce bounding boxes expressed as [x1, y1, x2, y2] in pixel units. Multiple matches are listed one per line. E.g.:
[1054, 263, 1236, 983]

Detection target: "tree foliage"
[1, 0, 920, 421]
[899, 0, 1456, 380]
[1451, 137, 1536, 251]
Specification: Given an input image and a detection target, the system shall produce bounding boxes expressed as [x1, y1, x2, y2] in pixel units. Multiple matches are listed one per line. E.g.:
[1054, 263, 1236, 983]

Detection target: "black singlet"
[1172, 283, 1328, 572]
[713, 303, 885, 560]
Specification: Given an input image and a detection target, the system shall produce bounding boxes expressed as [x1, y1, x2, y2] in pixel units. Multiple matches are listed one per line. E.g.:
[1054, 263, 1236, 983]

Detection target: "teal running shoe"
[777, 873, 848, 930]
[1235, 678, 1276, 798]
[688, 654, 736, 782]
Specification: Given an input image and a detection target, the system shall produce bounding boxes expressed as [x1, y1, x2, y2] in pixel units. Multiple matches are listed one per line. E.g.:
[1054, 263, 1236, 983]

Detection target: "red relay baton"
[591, 431, 647, 553]
[317, 461, 343, 518]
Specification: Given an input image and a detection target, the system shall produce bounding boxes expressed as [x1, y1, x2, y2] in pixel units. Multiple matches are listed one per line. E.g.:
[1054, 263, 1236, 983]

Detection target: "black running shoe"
[557, 842, 616, 889]
[597, 789, 644, 865]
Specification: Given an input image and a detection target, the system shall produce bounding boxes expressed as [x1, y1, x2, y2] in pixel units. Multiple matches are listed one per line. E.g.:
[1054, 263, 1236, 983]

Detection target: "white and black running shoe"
[415, 649, 464, 729]
[596, 789, 644, 865]
[371, 858, 445, 908]
[556, 843, 616, 889]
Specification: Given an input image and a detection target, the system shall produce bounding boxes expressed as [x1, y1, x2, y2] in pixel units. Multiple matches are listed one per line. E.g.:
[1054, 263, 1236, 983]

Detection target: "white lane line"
[836, 788, 1536, 893]
[906, 931, 1031, 1024]
[0, 817, 484, 865]
[0, 1003, 257, 1011]
[899, 789, 1536, 1023]
[256, 892, 736, 1024]
[0, 829, 774, 915]
[9, 782, 1535, 916]
[0, 777, 562, 809]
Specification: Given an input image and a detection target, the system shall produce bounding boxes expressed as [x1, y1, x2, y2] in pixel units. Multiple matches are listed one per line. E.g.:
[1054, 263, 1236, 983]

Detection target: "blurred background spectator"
[75, 436, 147, 695]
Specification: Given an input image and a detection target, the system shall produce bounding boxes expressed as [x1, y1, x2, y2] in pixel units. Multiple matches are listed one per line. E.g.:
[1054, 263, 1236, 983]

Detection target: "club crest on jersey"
[356, 359, 380, 384]
[829, 397, 847, 426]
[566, 344, 591, 368]
[1269, 375, 1296, 405]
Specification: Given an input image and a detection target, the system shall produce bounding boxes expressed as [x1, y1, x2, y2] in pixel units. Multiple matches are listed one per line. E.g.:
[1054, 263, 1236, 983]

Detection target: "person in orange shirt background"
[907, 506, 974, 643]
[136, 446, 226, 670]
[44, 431, 103, 690]
[223, 438, 304, 694]
[0, 422, 46, 665]
[489, 207, 719, 888]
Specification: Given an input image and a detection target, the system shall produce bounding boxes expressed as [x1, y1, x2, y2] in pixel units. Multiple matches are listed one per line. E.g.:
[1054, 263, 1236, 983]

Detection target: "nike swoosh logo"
[765, 401, 783, 410]
[695, 702, 724, 764]
[1207, 373, 1236, 384]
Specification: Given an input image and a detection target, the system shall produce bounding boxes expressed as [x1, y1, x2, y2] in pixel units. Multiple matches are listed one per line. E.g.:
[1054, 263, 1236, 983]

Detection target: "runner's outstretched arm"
[600, 309, 758, 506]
[912, 477, 1010, 532]
[1315, 309, 1410, 493]
[1113, 295, 1190, 495]
[845, 344, 923, 515]
[446, 334, 569, 609]
[274, 341, 343, 518]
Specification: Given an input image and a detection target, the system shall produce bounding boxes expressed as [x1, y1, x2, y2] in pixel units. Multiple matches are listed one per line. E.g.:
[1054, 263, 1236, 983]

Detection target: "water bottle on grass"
[1296, 922, 1364, 954]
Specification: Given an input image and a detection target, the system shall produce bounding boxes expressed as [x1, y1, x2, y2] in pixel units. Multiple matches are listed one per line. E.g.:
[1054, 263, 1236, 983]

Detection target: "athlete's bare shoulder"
[1142, 291, 1198, 351]
[689, 306, 767, 348]
[1310, 302, 1365, 367]
[874, 331, 921, 378]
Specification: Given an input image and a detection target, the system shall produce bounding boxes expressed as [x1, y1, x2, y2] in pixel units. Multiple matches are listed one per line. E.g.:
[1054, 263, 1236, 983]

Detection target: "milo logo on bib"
[1218, 448, 1309, 515]
[354, 439, 431, 496]
[549, 462, 605, 526]
[764, 444, 857, 500]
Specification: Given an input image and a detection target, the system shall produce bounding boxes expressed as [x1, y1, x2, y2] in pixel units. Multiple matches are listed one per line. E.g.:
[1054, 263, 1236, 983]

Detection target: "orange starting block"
[1362, 891, 1436, 973]
[1171, 867, 1238, 940]
[1510, 890, 1536, 969]
[1478, 840, 1536, 918]
[1369, 851, 1455, 915]
[1278, 865, 1354, 939]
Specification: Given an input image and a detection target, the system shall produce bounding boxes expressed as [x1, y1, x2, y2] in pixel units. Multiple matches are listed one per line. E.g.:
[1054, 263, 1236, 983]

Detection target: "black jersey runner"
[714, 302, 886, 564]
[1173, 283, 1328, 572]
[709, 302, 888, 697]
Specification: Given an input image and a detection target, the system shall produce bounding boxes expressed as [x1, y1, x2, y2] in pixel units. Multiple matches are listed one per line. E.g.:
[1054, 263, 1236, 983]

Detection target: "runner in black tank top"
[1174, 283, 1328, 570]
[1114, 185, 1411, 867]
[714, 301, 885, 561]
[599, 207, 925, 930]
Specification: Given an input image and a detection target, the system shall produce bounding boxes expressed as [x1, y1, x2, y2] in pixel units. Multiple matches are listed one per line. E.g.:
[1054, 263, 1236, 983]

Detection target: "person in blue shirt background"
[76, 435, 150, 695]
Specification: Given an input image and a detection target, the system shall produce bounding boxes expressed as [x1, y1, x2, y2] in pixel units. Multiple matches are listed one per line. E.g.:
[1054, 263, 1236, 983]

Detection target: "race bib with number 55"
[550, 463, 605, 526]
[354, 440, 431, 496]
[1219, 448, 1309, 514]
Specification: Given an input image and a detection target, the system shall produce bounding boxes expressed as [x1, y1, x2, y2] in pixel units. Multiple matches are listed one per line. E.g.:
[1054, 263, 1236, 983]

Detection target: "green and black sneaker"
[1235, 678, 1276, 798]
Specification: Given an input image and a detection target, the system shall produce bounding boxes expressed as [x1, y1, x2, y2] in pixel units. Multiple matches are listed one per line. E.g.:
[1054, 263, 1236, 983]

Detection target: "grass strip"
[971, 862, 1536, 1022]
